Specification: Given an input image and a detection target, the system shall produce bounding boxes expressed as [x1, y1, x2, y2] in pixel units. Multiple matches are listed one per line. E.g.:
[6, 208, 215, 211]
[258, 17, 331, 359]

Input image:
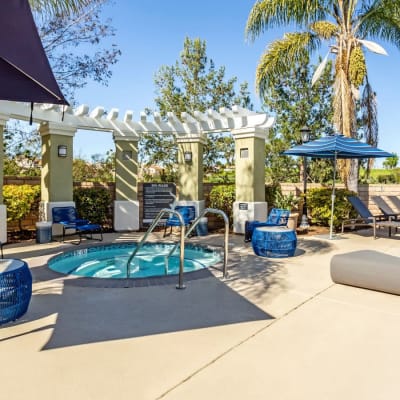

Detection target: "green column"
[113, 135, 139, 231]
[177, 136, 205, 201]
[114, 137, 138, 201]
[231, 127, 268, 233]
[232, 128, 266, 202]
[39, 122, 76, 202]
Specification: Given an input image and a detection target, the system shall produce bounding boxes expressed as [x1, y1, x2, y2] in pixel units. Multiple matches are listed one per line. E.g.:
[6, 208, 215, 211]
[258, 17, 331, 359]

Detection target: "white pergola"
[0, 100, 274, 238]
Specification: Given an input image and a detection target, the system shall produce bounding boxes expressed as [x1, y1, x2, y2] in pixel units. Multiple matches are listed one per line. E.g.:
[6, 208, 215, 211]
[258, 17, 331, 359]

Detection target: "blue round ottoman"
[0, 259, 32, 325]
[252, 226, 297, 258]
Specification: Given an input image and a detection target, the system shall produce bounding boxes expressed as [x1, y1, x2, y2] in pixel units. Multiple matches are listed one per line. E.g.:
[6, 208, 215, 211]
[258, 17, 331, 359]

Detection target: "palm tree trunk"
[347, 159, 358, 193]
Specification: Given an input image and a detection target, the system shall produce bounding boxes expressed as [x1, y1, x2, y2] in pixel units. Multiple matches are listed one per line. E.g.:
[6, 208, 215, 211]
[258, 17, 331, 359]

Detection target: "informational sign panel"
[239, 203, 248, 210]
[143, 183, 176, 224]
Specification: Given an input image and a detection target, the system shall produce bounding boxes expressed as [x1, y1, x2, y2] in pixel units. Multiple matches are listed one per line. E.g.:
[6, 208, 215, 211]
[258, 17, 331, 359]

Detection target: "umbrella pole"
[329, 152, 337, 239]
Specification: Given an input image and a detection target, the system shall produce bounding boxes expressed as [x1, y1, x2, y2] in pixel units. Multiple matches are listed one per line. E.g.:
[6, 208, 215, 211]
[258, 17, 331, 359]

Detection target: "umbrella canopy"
[283, 134, 393, 239]
[284, 134, 393, 159]
[0, 0, 68, 106]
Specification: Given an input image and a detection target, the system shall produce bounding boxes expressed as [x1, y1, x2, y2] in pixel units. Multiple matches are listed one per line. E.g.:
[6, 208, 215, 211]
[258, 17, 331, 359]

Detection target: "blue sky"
[75, 0, 400, 166]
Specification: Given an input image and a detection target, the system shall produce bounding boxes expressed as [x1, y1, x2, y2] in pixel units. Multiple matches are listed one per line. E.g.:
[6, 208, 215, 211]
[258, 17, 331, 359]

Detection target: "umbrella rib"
[1, 56, 63, 101]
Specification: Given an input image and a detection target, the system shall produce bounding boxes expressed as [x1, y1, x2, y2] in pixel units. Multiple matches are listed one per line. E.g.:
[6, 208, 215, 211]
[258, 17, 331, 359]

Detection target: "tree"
[263, 54, 335, 183]
[37, 0, 121, 103]
[3, 121, 42, 176]
[141, 37, 252, 175]
[383, 153, 399, 169]
[72, 151, 115, 182]
[246, 0, 400, 192]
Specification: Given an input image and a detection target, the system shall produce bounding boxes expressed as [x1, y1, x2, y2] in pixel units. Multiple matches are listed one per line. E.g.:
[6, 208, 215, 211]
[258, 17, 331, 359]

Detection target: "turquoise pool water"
[48, 243, 221, 279]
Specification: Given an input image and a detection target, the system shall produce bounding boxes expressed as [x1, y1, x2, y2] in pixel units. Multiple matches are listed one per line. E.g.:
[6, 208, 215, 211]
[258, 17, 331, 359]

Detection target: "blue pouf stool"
[0, 259, 32, 325]
[252, 226, 297, 257]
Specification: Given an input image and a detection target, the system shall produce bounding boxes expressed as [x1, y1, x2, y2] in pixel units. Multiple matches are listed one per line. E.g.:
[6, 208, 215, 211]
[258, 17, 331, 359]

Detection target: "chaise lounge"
[52, 206, 103, 245]
[342, 196, 400, 238]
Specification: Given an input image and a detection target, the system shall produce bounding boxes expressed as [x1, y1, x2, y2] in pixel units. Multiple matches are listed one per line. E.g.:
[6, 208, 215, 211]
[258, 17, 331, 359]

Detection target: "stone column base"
[233, 201, 268, 234]
[0, 205, 7, 243]
[114, 200, 140, 231]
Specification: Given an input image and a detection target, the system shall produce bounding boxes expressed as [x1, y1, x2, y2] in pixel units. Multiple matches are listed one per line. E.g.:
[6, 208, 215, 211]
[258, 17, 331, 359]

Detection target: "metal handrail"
[166, 208, 229, 278]
[126, 208, 186, 289]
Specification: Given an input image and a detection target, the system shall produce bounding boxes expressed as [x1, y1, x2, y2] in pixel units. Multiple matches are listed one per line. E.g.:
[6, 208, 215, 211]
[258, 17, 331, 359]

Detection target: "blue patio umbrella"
[283, 134, 393, 239]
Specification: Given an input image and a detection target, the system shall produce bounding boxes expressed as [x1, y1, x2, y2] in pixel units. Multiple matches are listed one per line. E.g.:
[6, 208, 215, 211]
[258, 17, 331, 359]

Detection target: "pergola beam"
[0, 100, 274, 137]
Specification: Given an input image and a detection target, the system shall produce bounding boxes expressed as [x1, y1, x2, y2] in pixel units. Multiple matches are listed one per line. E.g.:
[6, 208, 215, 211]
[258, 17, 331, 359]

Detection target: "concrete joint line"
[156, 283, 336, 399]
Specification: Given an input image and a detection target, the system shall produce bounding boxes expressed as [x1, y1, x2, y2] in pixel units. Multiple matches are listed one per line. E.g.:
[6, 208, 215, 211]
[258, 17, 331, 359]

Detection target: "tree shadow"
[1, 264, 273, 351]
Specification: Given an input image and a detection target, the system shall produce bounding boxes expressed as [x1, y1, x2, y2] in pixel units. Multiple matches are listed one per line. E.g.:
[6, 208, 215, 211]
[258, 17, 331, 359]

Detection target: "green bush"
[376, 173, 397, 184]
[73, 187, 112, 226]
[3, 184, 41, 230]
[307, 187, 357, 228]
[274, 191, 300, 211]
[209, 184, 235, 225]
[265, 184, 280, 210]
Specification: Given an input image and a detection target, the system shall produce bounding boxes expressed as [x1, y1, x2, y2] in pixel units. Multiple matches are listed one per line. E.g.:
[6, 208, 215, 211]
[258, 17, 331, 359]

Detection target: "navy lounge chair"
[387, 196, 400, 213]
[371, 196, 400, 219]
[342, 196, 400, 238]
[244, 208, 290, 242]
[52, 206, 103, 245]
[163, 205, 196, 237]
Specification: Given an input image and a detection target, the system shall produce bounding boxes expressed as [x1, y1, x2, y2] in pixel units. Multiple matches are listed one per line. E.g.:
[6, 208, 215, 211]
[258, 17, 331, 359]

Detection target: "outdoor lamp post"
[299, 126, 311, 230]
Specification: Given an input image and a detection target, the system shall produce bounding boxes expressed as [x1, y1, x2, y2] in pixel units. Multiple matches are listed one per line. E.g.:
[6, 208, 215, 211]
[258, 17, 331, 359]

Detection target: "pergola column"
[0, 114, 9, 243]
[176, 135, 206, 216]
[113, 135, 139, 231]
[38, 122, 76, 222]
[232, 127, 268, 233]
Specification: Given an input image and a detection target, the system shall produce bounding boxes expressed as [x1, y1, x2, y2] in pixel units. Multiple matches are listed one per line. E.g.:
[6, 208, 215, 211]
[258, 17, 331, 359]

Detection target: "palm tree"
[246, 0, 400, 191]
[30, 0, 92, 16]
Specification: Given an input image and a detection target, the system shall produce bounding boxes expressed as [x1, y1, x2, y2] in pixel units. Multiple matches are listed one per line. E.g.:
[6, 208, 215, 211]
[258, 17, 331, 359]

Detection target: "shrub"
[209, 184, 235, 225]
[306, 187, 357, 228]
[73, 187, 112, 226]
[3, 184, 41, 230]
[274, 191, 300, 211]
[265, 184, 280, 210]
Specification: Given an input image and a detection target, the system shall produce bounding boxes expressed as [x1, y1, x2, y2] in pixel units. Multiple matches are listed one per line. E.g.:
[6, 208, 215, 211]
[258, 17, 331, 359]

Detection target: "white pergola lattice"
[0, 101, 274, 136]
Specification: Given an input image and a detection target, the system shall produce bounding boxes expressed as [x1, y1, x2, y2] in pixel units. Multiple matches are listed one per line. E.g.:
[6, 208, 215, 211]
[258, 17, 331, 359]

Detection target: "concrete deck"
[2, 229, 400, 399]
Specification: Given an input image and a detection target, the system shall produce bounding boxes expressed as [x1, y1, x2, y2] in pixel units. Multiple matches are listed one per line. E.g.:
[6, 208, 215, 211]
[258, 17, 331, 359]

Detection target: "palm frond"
[30, 0, 94, 16]
[358, 39, 388, 55]
[246, 0, 331, 41]
[361, 79, 378, 147]
[361, 78, 378, 172]
[256, 32, 320, 97]
[311, 51, 329, 86]
[357, 1, 400, 50]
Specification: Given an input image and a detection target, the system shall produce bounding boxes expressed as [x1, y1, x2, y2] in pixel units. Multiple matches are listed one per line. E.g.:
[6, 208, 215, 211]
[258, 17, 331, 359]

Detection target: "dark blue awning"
[0, 0, 68, 105]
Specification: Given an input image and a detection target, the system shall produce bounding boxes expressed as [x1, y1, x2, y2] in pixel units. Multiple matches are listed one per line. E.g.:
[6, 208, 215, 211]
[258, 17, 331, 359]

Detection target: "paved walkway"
[1, 229, 400, 399]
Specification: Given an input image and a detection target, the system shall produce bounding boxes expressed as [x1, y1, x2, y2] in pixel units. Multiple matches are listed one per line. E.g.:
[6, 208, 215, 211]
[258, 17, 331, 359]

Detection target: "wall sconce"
[240, 148, 249, 158]
[122, 150, 133, 161]
[184, 151, 192, 163]
[57, 145, 67, 157]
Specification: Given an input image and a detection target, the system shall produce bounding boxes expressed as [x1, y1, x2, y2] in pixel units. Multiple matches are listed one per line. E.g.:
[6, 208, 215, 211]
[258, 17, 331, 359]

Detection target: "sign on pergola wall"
[142, 183, 176, 224]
